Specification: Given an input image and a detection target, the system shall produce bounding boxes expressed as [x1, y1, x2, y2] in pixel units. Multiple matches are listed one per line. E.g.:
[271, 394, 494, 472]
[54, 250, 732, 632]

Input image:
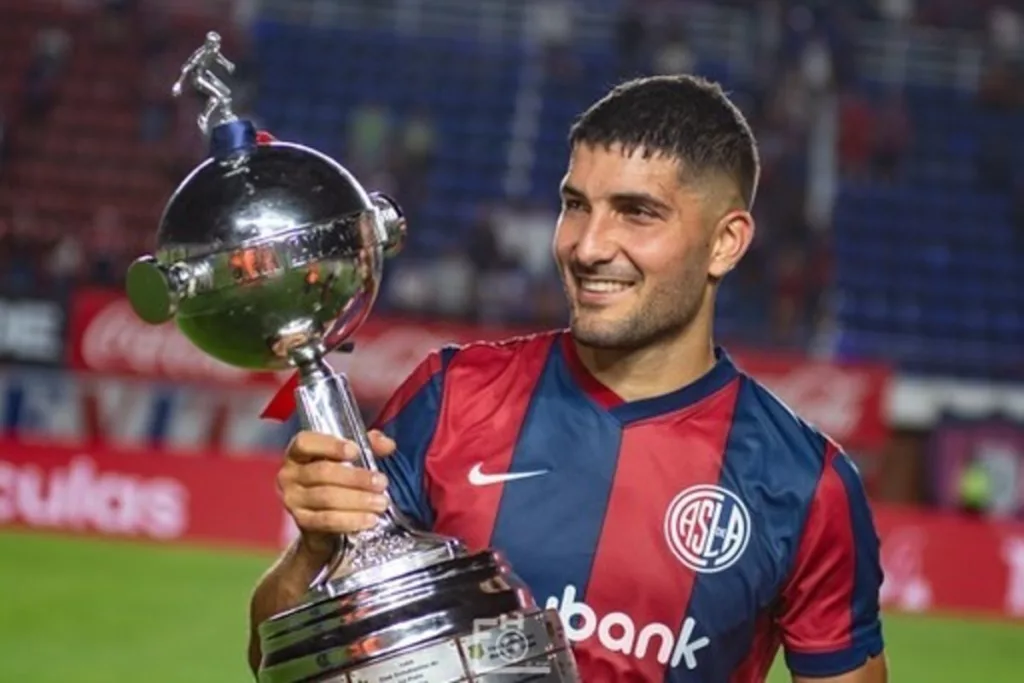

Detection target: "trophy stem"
[290, 344, 391, 588]
[289, 344, 461, 595]
[292, 348, 380, 474]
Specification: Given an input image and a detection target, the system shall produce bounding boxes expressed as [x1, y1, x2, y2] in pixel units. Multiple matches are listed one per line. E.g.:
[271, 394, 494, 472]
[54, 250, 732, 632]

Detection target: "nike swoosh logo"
[468, 462, 549, 486]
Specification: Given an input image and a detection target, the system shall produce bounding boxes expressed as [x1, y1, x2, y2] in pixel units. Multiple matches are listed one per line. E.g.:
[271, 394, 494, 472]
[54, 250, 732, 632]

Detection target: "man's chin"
[569, 319, 639, 351]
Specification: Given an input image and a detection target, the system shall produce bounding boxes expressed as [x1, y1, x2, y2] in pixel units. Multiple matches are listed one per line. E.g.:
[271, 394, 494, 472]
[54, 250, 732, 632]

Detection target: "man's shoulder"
[730, 367, 840, 474]
[431, 329, 563, 376]
[376, 330, 561, 428]
[728, 369, 870, 552]
[390, 329, 562, 418]
[452, 329, 562, 360]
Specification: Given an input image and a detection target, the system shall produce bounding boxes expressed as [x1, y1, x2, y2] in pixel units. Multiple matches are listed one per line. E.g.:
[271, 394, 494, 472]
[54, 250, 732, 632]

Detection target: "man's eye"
[562, 198, 585, 211]
[622, 204, 657, 218]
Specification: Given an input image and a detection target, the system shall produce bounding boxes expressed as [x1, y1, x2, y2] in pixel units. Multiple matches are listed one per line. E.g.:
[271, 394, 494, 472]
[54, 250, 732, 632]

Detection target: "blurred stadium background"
[1, 0, 1023, 681]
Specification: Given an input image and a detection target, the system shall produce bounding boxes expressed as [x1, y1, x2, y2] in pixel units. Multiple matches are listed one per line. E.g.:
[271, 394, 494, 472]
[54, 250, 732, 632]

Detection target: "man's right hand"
[277, 430, 398, 559]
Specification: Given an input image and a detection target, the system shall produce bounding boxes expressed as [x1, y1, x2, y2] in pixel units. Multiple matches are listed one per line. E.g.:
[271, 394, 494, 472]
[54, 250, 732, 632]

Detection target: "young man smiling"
[252, 75, 888, 683]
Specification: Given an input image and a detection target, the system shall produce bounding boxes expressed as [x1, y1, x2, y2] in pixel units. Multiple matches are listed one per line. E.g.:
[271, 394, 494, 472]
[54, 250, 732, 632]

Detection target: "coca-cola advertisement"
[65, 287, 891, 450]
[64, 287, 262, 386]
[930, 414, 1024, 519]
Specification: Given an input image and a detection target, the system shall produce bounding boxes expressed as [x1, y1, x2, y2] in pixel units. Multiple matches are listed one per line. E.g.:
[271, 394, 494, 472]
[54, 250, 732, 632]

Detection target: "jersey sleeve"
[369, 346, 457, 529]
[777, 443, 885, 678]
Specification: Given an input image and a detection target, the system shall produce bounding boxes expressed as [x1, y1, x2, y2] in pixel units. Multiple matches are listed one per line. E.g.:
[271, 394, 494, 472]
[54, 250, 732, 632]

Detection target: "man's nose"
[573, 213, 618, 266]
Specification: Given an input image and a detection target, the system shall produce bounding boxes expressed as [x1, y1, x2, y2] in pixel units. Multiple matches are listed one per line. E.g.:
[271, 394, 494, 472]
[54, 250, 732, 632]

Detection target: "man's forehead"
[568, 140, 680, 167]
[563, 143, 690, 197]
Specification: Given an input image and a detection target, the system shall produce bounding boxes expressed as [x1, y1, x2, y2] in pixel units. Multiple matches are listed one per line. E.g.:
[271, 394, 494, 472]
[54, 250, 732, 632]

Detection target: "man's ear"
[708, 209, 755, 279]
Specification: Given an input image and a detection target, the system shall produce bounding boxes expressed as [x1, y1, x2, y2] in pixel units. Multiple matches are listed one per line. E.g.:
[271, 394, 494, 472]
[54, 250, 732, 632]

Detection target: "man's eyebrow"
[608, 191, 672, 213]
[560, 184, 671, 213]
[559, 182, 586, 198]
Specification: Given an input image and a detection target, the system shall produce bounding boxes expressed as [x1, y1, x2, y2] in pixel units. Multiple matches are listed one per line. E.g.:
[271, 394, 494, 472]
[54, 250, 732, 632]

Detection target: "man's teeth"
[579, 279, 632, 293]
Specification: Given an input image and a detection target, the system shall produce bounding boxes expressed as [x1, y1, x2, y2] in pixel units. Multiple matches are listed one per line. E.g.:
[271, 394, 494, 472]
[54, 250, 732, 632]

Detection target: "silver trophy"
[125, 32, 578, 683]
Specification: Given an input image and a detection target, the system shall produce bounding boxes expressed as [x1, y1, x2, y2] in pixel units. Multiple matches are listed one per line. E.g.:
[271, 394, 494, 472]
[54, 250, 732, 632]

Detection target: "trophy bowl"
[125, 138, 402, 371]
[124, 31, 579, 683]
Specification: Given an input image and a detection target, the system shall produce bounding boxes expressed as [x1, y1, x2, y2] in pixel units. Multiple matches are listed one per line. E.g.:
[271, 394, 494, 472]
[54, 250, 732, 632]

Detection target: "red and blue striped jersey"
[371, 331, 885, 682]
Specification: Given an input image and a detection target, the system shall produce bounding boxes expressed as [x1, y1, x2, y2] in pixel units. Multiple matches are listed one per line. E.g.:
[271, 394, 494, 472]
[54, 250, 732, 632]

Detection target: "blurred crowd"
[369, 0, 1024, 348]
[1, 0, 1023, 349]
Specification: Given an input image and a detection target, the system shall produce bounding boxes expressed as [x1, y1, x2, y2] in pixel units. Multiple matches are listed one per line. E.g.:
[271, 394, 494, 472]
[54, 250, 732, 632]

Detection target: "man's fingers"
[288, 430, 397, 465]
[281, 431, 396, 543]
[287, 460, 388, 492]
[285, 485, 390, 514]
[368, 430, 397, 457]
[287, 431, 350, 464]
[291, 509, 379, 536]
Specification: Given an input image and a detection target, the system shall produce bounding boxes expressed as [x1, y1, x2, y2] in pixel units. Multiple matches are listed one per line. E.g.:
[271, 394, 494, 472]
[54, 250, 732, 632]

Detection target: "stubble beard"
[566, 271, 707, 352]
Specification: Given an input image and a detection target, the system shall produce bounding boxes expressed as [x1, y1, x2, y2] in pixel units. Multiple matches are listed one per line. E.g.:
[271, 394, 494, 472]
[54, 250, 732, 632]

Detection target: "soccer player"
[249, 75, 888, 682]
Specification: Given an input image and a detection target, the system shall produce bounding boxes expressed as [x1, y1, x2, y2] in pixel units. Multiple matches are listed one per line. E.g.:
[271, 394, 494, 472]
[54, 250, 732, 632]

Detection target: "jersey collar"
[557, 331, 739, 424]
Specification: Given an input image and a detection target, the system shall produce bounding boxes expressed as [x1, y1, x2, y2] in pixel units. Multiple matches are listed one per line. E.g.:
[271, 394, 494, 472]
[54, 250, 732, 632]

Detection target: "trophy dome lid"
[156, 141, 374, 258]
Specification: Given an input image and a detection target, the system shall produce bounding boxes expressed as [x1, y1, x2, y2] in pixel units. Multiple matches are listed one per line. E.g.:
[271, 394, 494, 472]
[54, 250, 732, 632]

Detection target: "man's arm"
[247, 538, 333, 674]
[246, 347, 455, 677]
[777, 442, 887, 683]
[245, 430, 391, 676]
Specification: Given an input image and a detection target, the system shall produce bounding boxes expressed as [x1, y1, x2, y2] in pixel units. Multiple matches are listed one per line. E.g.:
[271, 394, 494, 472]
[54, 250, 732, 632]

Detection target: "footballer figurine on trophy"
[125, 31, 578, 683]
[173, 31, 238, 134]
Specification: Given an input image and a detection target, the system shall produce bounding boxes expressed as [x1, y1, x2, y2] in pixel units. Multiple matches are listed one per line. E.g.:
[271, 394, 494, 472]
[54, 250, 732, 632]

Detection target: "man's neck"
[573, 325, 717, 403]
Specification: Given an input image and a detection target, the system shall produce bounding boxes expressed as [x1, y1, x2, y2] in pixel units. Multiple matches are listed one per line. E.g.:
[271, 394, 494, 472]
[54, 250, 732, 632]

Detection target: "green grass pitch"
[0, 531, 1019, 682]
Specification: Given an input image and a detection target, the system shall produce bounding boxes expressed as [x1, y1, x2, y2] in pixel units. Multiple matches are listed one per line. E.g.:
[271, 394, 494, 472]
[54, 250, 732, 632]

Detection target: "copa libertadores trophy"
[124, 32, 579, 683]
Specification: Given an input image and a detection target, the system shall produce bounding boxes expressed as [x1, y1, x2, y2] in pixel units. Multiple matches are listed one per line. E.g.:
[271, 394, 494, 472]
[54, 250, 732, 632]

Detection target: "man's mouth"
[574, 275, 637, 298]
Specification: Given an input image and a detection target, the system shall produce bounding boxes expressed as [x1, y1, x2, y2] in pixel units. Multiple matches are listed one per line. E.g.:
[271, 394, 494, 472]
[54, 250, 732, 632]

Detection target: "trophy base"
[312, 525, 467, 599]
[258, 551, 579, 683]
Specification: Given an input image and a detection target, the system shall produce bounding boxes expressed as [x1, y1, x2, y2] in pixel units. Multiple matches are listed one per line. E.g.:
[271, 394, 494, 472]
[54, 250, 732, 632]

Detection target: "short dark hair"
[568, 74, 760, 209]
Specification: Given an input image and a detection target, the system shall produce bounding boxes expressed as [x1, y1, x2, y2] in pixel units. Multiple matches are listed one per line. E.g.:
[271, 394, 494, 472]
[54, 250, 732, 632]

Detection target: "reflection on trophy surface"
[125, 32, 579, 683]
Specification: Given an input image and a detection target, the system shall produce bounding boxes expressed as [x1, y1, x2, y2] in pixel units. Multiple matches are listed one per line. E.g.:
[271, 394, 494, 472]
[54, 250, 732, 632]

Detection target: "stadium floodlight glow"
[123, 31, 579, 683]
